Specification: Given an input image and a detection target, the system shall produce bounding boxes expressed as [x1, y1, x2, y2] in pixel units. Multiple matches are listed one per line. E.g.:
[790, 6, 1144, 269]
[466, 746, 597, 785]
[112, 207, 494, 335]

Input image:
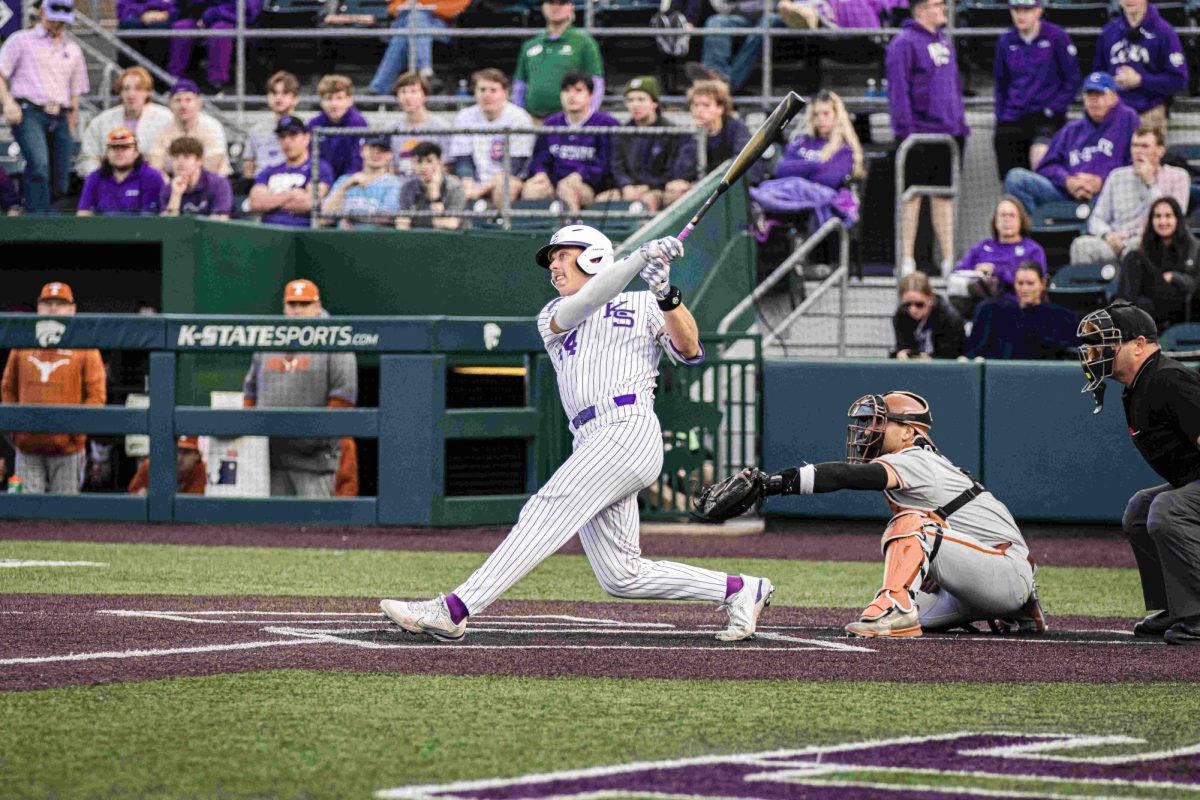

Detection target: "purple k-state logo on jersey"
[377, 732, 1200, 798]
[604, 300, 635, 329]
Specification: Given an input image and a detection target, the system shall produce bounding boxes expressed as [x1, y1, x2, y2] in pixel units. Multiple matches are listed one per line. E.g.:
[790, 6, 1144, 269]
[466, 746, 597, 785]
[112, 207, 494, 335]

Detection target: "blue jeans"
[368, 9, 447, 95]
[11, 103, 77, 213]
[1003, 168, 1071, 214]
[700, 13, 783, 90]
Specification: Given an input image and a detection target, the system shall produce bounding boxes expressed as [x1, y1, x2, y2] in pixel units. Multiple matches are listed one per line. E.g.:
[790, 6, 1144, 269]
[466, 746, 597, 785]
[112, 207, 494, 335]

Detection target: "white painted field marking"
[0, 560, 108, 568]
[754, 631, 875, 653]
[0, 638, 322, 667]
[962, 736, 1200, 764]
[96, 610, 676, 628]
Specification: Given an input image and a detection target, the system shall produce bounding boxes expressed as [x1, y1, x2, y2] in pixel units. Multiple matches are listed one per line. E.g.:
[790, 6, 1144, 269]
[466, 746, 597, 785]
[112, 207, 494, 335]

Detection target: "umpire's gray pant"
[14, 450, 85, 494]
[1122, 480, 1200, 618]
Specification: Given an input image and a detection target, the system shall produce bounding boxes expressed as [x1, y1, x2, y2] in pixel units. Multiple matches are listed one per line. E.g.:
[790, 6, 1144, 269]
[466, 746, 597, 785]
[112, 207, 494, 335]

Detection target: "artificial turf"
[3, 673, 1198, 800]
[0, 538, 1146, 616]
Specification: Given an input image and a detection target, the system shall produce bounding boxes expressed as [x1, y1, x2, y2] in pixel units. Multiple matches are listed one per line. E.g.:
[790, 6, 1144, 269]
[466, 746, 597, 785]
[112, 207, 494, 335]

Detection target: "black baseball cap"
[275, 115, 307, 136]
[1105, 301, 1158, 342]
[359, 135, 391, 149]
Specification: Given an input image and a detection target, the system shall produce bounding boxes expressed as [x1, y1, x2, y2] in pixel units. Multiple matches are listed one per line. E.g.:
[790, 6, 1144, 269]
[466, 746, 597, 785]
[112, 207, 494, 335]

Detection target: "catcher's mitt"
[691, 468, 766, 522]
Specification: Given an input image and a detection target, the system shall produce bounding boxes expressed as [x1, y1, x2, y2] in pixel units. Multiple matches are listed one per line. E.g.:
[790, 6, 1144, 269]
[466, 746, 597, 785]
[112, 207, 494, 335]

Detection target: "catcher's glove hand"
[691, 467, 767, 522]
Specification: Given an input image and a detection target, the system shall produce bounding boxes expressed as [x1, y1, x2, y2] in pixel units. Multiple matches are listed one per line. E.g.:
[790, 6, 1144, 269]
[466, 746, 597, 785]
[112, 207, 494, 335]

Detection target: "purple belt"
[572, 394, 637, 429]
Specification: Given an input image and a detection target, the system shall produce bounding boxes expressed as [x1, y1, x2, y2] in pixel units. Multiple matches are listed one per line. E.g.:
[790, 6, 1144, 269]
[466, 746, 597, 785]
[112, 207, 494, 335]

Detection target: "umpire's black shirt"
[1122, 351, 1200, 487]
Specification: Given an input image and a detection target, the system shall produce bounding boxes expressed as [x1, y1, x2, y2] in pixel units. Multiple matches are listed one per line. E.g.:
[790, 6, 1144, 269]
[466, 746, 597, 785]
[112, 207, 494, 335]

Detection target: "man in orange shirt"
[1, 282, 106, 494]
[127, 435, 207, 495]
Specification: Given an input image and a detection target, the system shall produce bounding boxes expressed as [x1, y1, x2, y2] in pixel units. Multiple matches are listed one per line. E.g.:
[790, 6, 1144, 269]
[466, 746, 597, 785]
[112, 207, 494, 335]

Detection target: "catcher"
[693, 391, 1045, 638]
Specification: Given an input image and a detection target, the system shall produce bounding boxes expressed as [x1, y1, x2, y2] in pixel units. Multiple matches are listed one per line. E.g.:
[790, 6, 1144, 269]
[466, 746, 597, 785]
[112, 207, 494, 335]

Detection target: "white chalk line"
[0, 560, 109, 568]
[0, 637, 322, 666]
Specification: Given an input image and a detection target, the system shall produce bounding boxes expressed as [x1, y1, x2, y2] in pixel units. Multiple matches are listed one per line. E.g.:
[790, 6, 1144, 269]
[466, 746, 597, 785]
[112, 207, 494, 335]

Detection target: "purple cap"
[170, 79, 201, 97]
[44, 0, 75, 24]
[1082, 71, 1117, 93]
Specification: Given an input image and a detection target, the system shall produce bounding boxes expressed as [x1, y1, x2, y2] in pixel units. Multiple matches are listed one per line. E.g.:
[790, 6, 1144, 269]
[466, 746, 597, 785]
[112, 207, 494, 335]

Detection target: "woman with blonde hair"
[748, 89, 863, 234]
[891, 272, 965, 359]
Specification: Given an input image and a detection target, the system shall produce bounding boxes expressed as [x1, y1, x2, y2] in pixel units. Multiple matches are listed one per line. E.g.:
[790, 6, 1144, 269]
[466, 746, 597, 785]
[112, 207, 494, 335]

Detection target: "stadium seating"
[1159, 321, 1200, 352]
[1048, 262, 1118, 316]
[1031, 199, 1090, 236]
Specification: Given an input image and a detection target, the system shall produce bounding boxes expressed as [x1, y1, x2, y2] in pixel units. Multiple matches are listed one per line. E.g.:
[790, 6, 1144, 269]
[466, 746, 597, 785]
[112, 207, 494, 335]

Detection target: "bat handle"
[677, 223, 697, 242]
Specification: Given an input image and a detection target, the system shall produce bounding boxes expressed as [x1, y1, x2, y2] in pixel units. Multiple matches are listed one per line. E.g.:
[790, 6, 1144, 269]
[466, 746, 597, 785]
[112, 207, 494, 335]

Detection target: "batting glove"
[639, 236, 684, 265]
[640, 259, 671, 299]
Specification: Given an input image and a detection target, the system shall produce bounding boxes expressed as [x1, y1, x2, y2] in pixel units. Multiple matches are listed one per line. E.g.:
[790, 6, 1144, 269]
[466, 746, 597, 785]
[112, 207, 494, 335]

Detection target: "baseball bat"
[676, 91, 807, 242]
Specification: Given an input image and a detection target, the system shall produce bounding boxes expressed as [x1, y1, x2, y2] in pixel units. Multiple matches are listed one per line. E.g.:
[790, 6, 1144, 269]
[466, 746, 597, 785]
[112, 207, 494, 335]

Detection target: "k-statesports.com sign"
[174, 324, 381, 349]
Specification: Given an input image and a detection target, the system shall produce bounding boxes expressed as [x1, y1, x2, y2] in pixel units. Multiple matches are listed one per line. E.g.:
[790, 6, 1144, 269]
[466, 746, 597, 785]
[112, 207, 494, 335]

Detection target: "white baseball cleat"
[716, 574, 774, 641]
[380, 595, 467, 642]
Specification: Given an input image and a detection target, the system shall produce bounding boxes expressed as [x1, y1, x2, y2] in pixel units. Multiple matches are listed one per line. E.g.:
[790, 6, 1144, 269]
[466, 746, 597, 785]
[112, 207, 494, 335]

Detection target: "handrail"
[893, 133, 960, 276]
[761, 264, 848, 350]
[716, 217, 846, 336]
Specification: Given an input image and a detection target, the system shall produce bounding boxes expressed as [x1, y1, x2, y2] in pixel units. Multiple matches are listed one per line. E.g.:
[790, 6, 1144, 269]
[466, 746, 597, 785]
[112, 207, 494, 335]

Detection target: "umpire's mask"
[1077, 301, 1158, 392]
[845, 391, 933, 463]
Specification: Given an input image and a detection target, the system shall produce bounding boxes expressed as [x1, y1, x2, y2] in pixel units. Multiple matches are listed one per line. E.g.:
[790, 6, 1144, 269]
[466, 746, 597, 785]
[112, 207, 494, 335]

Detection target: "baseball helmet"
[535, 225, 614, 275]
[845, 391, 933, 464]
[1077, 301, 1158, 392]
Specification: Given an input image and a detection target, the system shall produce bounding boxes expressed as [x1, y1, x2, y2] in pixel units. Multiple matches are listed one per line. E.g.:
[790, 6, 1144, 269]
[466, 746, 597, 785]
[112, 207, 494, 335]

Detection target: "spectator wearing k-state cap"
[992, 0, 1081, 181]
[243, 280, 358, 499]
[1, 282, 106, 495]
[1004, 71, 1141, 214]
[1094, 0, 1188, 135]
[0, 0, 89, 213]
[887, 0, 970, 278]
[127, 436, 208, 495]
[78, 67, 175, 180]
[78, 128, 167, 216]
[598, 76, 688, 214]
[147, 80, 231, 176]
[162, 136, 233, 219]
[396, 141, 465, 230]
[244, 71, 300, 181]
[249, 115, 334, 228]
[512, 0, 605, 120]
[521, 72, 619, 214]
[321, 136, 404, 229]
[308, 75, 369, 182]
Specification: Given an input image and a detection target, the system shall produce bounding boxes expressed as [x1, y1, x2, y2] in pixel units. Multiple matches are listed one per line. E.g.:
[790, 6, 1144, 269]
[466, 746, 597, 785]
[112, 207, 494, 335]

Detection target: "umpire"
[1079, 301, 1200, 645]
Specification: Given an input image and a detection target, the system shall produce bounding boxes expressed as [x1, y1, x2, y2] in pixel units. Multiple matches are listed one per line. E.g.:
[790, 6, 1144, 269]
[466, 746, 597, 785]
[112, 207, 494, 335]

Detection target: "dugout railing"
[0, 313, 761, 526]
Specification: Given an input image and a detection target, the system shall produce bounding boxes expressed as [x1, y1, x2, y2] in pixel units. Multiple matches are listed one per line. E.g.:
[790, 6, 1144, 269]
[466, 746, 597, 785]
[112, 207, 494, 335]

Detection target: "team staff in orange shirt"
[1, 282, 106, 494]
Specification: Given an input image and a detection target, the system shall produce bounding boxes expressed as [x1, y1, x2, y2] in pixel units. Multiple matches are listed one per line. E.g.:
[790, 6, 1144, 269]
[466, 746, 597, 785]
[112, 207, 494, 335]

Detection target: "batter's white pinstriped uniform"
[452, 290, 730, 613]
[876, 445, 1035, 627]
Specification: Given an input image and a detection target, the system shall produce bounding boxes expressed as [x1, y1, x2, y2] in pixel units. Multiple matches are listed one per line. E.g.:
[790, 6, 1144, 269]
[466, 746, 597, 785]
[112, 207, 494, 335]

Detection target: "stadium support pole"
[148, 351, 177, 522]
[236, 0, 246, 125]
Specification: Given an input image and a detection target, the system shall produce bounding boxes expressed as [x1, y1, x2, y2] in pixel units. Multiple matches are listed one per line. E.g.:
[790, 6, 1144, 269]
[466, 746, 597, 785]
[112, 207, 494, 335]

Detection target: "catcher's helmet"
[535, 225, 614, 275]
[1077, 301, 1158, 392]
[845, 391, 933, 464]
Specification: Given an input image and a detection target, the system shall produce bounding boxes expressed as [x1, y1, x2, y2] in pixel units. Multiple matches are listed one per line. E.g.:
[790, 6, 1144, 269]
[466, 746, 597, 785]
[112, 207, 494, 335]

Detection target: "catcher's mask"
[845, 391, 933, 464]
[1077, 301, 1157, 413]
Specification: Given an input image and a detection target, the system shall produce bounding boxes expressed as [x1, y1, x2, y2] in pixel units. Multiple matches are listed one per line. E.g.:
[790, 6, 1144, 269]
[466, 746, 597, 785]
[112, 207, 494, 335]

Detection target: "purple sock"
[725, 575, 744, 599]
[445, 592, 469, 624]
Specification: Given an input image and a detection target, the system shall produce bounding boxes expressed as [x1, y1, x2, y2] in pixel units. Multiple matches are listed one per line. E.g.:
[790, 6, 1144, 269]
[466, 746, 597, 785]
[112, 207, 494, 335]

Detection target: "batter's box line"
[264, 627, 877, 654]
[95, 610, 677, 628]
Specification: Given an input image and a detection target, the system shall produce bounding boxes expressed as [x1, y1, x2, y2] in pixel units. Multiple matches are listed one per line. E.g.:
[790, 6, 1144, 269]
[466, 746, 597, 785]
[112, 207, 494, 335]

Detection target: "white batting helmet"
[535, 225, 614, 275]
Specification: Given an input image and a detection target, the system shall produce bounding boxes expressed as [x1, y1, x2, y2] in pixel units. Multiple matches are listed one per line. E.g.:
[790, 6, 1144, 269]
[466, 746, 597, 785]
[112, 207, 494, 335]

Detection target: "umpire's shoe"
[716, 575, 774, 641]
[1163, 614, 1200, 646]
[1133, 610, 1178, 638]
[381, 595, 467, 642]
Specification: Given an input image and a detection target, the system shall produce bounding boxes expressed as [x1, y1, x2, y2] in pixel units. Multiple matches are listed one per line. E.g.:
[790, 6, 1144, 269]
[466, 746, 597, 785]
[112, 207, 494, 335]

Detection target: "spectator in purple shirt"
[0, 0, 89, 213]
[1003, 71, 1141, 214]
[993, 0, 1081, 180]
[308, 74, 369, 182]
[949, 196, 1047, 317]
[1094, 0, 1188, 134]
[249, 115, 334, 228]
[167, 0, 261, 95]
[0, 165, 20, 214]
[117, 0, 174, 67]
[521, 72, 619, 214]
[887, 0, 969, 277]
[161, 136, 233, 218]
[77, 127, 167, 216]
[777, 0, 886, 29]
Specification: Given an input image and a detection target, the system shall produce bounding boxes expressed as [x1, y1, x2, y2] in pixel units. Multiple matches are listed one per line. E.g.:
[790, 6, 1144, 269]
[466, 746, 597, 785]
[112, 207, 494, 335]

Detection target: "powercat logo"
[35, 319, 67, 347]
[175, 324, 379, 348]
[376, 732, 1200, 799]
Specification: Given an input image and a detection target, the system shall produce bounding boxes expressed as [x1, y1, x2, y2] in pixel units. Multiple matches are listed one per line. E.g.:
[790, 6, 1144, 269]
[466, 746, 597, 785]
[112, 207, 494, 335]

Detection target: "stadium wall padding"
[762, 359, 1163, 523]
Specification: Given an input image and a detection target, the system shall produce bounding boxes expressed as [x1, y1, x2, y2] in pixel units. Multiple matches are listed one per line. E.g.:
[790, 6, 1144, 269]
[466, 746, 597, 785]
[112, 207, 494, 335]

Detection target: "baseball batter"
[381, 225, 775, 642]
[694, 391, 1044, 637]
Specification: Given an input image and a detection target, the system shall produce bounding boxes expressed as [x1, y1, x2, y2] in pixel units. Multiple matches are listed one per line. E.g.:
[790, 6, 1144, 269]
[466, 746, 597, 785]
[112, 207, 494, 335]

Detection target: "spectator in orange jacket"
[127, 435, 208, 495]
[1, 282, 106, 494]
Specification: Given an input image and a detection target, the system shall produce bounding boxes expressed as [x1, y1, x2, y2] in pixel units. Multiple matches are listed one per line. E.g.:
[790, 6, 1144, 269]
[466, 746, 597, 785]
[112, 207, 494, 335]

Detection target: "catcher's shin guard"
[849, 512, 934, 638]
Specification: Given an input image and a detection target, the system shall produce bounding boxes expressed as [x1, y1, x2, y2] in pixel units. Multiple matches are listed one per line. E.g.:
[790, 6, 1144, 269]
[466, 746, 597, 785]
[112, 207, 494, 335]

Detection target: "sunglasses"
[902, 301, 928, 310]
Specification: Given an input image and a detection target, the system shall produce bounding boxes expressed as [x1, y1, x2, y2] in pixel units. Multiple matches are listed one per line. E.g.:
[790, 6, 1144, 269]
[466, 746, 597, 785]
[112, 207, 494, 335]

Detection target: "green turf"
[4, 673, 1198, 800]
[0, 539, 1145, 616]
